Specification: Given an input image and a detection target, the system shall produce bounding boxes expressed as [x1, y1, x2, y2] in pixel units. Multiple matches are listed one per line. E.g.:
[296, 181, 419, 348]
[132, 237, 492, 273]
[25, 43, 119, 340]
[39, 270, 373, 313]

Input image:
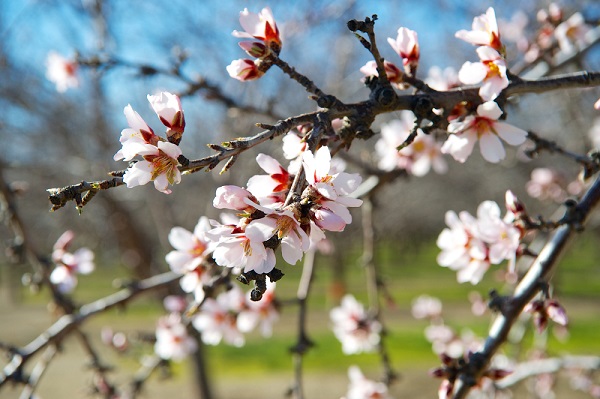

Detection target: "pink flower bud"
[147, 92, 186, 141]
[213, 185, 255, 211]
[226, 59, 264, 81]
[546, 299, 568, 326]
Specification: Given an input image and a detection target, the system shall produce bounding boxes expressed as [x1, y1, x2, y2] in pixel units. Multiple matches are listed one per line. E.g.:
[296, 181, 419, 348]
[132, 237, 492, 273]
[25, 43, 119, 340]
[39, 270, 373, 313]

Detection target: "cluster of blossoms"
[330, 295, 382, 355]
[50, 231, 95, 293]
[526, 167, 583, 203]
[202, 145, 361, 275]
[114, 92, 186, 194]
[436, 191, 525, 284]
[193, 283, 279, 347]
[227, 7, 282, 81]
[45, 51, 79, 93]
[411, 296, 513, 399]
[524, 3, 593, 62]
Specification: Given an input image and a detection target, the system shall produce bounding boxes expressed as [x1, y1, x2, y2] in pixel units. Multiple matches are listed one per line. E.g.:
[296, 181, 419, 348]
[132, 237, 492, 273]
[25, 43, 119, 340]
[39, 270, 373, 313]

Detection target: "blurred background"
[1, 0, 600, 398]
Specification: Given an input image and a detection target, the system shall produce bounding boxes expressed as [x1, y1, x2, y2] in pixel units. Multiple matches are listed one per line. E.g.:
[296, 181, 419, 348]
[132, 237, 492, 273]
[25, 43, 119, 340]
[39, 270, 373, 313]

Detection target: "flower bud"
[239, 41, 268, 58]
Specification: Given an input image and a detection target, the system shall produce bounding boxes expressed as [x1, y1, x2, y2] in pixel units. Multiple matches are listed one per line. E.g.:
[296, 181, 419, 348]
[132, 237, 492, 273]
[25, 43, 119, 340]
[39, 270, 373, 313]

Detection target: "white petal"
[479, 132, 506, 163]
[495, 122, 528, 145]
[458, 62, 487, 85]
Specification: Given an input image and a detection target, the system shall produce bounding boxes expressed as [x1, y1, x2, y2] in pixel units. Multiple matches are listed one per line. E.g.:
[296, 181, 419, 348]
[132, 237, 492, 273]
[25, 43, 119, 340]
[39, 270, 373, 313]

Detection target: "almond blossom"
[192, 287, 246, 347]
[166, 217, 214, 302]
[375, 113, 447, 176]
[458, 46, 508, 101]
[554, 12, 591, 54]
[210, 223, 276, 274]
[246, 154, 292, 207]
[45, 51, 78, 93]
[122, 141, 182, 194]
[441, 101, 527, 163]
[232, 7, 281, 49]
[302, 147, 362, 232]
[113, 104, 158, 162]
[50, 231, 95, 293]
[154, 313, 197, 361]
[437, 195, 522, 284]
[330, 294, 381, 354]
[342, 366, 392, 399]
[387, 27, 419, 76]
[226, 58, 264, 81]
[455, 7, 502, 52]
[147, 92, 185, 142]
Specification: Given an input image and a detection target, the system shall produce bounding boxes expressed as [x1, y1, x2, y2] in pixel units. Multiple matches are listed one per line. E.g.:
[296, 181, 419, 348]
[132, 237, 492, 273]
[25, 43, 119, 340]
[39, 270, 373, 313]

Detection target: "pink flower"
[595, 98, 600, 110]
[330, 295, 381, 354]
[387, 27, 420, 75]
[113, 104, 158, 161]
[45, 51, 78, 93]
[458, 46, 508, 101]
[213, 185, 258, 212]
[232, 7, 281, 49]
[359, 60, 404, 89]
[50, 231, 95, 293]
[282, 131, 307, 160]
[525, 168, 569, 202]
[475, 200, 521, 272]
[154, 313, 197, 361]
[343, 366, 391, 399]
[246, 154, 292, 207]
[122, 141, 182, 194]
[375, 113, 447, 176]
[301, 147, 362, 232]
[147, 92, 185, 140]
[441, 101, 527, 163]
[455, 7, 502, 52]
[226, 59, 264, 81]
[525, 299, 568, 333]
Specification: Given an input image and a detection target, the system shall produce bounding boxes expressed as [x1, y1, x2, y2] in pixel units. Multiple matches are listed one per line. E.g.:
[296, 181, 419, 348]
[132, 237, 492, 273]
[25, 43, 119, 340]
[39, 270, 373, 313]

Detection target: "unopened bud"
[239, 41, 268, 58]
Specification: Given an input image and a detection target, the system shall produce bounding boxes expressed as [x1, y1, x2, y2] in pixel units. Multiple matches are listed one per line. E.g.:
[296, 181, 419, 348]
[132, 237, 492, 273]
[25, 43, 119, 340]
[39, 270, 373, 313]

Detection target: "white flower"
[387, 27, 419, 75]
[154, 313, 197, 361]
[376, 113, 447, 176]
[122, 141, 182, 194]
[442, 101, 527, 163]
[209, 220, 276, 274]
[343, 366, 392, 399]
[147, 92, 185, 136]
[114, 105, 158, 162]
[554, 12, 591, 54]
[50, 231, 95, 293]
[232, 7, 281, 48]
[458, 46, 508, 101]
[455, 7, 502, 51]
[166, 217, 214, 302]
[192, 287, 246, 347]
[411, 295, 442, 320]
[45, 51, 78, 93]
[330, 295, 381, 354]
[425, 66, 460, 91]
